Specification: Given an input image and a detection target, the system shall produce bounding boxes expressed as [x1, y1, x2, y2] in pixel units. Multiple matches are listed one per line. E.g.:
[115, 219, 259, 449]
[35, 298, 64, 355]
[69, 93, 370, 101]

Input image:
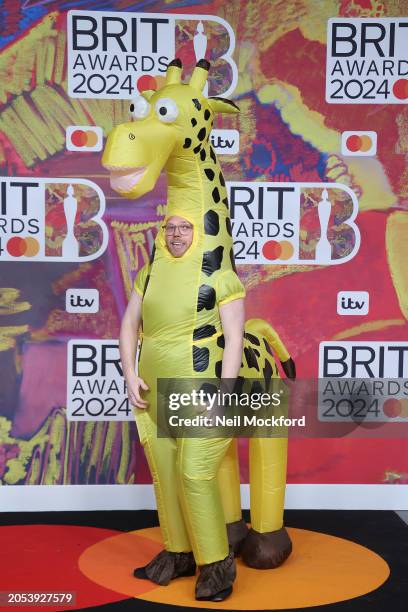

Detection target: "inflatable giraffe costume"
[102, 60, 295, 577]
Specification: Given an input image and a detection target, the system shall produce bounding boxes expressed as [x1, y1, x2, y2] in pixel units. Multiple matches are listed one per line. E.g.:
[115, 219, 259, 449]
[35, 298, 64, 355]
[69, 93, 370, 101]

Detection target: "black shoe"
[196, 585, 233, 602]
[133, 550, 196, 586]
[133, 566, 148, 580]
[195, 552, 236, 601]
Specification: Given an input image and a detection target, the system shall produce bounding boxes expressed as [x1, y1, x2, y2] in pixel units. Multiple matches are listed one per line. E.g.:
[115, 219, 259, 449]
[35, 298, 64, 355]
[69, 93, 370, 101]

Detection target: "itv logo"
[66, 289, 99, 313]
[337, 291, 369, 315]
[210, 129, 239, 155]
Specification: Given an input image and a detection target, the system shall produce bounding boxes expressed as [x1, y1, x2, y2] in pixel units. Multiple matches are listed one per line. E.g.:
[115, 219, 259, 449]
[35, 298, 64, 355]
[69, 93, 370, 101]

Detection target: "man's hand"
[126, 373, 149, 409]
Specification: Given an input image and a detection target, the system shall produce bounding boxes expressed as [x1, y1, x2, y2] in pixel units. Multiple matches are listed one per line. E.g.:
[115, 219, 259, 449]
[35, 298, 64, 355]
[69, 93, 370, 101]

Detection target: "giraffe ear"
[207, 96, 239, 114]
[140, 90, 155, 101]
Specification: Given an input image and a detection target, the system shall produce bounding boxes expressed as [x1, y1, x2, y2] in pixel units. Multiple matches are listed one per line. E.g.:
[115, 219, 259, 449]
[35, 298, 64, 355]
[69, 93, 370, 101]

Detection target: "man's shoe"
[134, 550, 196, 586]
[195, 552, 236, 601]
[197, 585, 233, 602]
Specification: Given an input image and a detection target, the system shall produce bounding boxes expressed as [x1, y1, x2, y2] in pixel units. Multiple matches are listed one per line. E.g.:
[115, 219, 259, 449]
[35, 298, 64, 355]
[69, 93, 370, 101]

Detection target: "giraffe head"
[102, 59, 239, 199]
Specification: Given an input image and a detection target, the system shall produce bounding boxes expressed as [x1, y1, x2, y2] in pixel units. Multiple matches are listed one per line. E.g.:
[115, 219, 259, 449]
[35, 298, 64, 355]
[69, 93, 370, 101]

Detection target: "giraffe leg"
[218, 439, 249, 555]
[241, 437, 292, 568]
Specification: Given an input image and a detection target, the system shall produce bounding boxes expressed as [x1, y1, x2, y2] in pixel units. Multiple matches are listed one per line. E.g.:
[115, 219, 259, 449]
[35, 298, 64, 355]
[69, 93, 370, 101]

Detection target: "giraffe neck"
[166, 142, 232, 267]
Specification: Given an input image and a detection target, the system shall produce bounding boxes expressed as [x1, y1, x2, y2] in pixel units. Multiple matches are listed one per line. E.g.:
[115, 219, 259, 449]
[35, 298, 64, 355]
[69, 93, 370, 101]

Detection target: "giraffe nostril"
[129, 133, 135, 140]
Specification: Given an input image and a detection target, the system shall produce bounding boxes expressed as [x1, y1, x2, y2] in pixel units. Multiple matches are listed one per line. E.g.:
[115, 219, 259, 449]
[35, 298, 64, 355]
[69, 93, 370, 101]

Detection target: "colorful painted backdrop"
[0, 0, 407, 492]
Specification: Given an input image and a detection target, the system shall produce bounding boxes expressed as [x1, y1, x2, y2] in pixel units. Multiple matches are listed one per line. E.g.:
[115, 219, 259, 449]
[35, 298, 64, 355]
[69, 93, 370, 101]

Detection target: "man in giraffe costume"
[103, 59, 295, 601]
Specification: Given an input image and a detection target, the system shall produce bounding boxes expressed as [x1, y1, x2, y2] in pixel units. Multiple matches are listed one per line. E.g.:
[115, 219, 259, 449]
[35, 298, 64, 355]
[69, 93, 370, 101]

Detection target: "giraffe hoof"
[241, 526, 292, 569]
[226, 518, 249, 556]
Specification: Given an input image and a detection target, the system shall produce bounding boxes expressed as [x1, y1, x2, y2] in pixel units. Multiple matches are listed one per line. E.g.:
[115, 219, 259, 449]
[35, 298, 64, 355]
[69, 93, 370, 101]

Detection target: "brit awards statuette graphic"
[315, 188, 332, 262]
[62, 185, 79, 259]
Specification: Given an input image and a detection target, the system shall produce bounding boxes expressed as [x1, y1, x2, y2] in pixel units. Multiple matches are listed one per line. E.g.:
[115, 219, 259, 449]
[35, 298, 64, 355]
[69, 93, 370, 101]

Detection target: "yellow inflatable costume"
[102, 59, 295, 573]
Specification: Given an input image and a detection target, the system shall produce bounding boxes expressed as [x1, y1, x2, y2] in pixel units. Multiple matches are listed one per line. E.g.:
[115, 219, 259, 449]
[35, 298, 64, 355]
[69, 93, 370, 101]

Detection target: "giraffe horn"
[166, 58, 183, 85]
[189, 59, 210, 92]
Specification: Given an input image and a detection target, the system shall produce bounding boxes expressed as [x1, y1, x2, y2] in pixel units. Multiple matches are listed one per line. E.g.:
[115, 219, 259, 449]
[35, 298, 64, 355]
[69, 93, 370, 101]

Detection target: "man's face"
[164, 215, 194, 257]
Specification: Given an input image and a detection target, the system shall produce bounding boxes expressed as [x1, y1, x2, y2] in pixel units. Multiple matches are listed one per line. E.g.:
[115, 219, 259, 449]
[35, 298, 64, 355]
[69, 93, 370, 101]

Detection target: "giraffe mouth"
[108, 167, 146, 193]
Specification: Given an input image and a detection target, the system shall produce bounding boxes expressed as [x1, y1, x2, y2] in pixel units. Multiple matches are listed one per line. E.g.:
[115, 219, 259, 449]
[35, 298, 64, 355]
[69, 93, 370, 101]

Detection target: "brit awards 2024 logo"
[326, 18, 408, 104]
[228, 182, 360, 265]
[67, 10, 237, 99]
[0, 178, 108, 262]
[67, 340, 137, 421]
[318, 341, 408, 422]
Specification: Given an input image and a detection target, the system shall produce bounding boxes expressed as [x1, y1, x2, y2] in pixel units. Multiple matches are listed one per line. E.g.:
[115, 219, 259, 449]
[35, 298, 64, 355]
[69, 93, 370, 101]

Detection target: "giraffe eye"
[130, 96, 150, 120]
[155, 98, 179, 123]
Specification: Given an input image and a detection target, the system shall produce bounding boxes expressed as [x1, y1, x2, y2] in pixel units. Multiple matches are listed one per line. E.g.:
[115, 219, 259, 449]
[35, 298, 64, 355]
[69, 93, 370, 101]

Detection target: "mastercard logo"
[341, 131, 377, 156]
[262, 240, 294, 261]
[6, 236, 40, 257]
[393, 78, 408, 101]
[136, 74, 167, 93]
[66, 126, 103, 152]
[382, 398, 408, 419]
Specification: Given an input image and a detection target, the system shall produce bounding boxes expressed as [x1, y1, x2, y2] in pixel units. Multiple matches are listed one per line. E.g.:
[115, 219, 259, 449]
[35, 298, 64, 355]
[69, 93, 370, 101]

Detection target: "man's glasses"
[163, 223, 193, 235]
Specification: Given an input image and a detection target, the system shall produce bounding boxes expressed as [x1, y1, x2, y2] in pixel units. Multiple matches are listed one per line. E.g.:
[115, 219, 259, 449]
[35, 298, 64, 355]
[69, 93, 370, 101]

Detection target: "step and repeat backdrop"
[0, 0, 407, 508]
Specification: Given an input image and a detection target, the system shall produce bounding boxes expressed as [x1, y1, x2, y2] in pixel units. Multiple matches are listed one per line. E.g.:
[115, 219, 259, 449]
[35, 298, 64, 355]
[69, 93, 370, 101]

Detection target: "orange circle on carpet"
[79, 526, 389, 609]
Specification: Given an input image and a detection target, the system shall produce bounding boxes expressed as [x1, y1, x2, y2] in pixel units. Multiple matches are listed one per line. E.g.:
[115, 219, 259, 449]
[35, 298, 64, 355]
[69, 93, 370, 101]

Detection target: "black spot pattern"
[230, 248, 237, 272]
[198, 127, 206, 141]
[217, 335, 225, 348]
[191, 118, 197, 126]
[263, 338, 273, 355]
[193, 143, 202, 153]
[204, 168, 215, 181]
[192, 98, 202, 111]
[222, 197, 229, 209]
[204, 109, 211, 120]
[183, 138, 192, 149]
[281, 357, 296, 380]
[244, 346, 260, 371]
[204, 210, 220, 236]
[200, 382, 218, 396]
[197, 285, 216, 311]
[193, 346, 209, 372]
[193, 324, 217, 341]
[263, 359, 273, 382]
[212, 187, 220, 203]
[250, 380, 265, 395]
[244, 333, 261, 346]
[233, 376, 245, 395]
[200, 149, 207, 161]
[219, 172, 226, 187]
[202, 246, 224, 276]
[226, 218, 232, 236]
[215, 360, 222, 378]
[210, 147, 217, 164]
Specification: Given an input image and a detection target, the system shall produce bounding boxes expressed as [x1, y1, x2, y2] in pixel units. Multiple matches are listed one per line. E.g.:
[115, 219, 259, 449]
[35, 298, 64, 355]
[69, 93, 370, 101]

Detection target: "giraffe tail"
[245, 318, 296, 380]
